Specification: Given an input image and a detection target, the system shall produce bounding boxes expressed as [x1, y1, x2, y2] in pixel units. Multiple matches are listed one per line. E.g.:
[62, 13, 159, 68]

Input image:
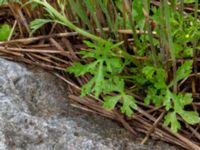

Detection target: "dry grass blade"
[140, 111, 165, 144]
[0, 32, 78, 45]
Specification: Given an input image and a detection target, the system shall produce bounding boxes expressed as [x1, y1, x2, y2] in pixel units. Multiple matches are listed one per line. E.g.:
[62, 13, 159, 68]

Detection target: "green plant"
[0, 24, 11, 41]
[0, 0, 21, 5]
[67, 40, 137, 116]
[30, 0, 199, 132]
[142, 61, 199, 132]
[0, 0, 7, 5]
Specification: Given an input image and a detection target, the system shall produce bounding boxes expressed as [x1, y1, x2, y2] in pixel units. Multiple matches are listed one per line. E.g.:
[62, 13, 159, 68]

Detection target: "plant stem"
[171, 0, 177, 11]
[159, 0, 168, 70]
[192, 0, 199, 89]
[97, 0, 113, 36]
[142, 0, 158, 67]
[163, 0, 177, 93]
[124, 0, 142, 49]
[32, 0, 107, 44]
[179, 0, 184, 17]
[194, 0, 198, 19]
[84, 0, 105, 38]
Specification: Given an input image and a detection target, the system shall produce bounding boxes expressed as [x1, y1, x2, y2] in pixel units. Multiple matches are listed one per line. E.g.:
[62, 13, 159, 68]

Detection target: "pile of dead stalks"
[0, 1, 200, 150]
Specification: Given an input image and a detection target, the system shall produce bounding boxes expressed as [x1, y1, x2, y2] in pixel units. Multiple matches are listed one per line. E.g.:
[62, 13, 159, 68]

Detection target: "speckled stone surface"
[0, 58, 180, 150]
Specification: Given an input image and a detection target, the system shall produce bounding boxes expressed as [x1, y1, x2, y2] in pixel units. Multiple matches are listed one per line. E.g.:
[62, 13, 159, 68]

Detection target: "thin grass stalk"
[178, 0, 184, 34]
[122, 1, 126, 31]
[32, 0, 107, 44]
[163, 0, 177, 93]
[84, 0, 105, 38]
[192, 0, 199, 92]
[142, 0, 158, 67]
[124, 0, 142, 49]
[194, 0, 198, 19]
[179, 0, 184, 17]
[68, 0, 93, 33]
[96, 0, 113, 35]
[108, 0, 120, 39]
[122, 0, 129, 49]
[110, 0, 120, 39]
[171, 0, 177, 11]
[64, 2, 74, 23]
[159, 0, 168, 70]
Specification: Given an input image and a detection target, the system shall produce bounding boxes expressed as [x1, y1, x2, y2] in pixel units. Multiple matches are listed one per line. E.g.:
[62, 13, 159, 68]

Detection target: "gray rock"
[0, 58, 179, 150]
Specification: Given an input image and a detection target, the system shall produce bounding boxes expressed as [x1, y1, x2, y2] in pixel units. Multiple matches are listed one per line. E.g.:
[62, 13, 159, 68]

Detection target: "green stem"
[143, 0, 158, 67]
[124, 0, 141, 48]
[33, 0, 107, 44]
[171, 0, 177, 11]
[193, 0, 199, 76]
[194, 0, 198, 19]
[159, 0, 168, 70]
[179, 0, 184, 17]
[163, 0, 177, 93]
